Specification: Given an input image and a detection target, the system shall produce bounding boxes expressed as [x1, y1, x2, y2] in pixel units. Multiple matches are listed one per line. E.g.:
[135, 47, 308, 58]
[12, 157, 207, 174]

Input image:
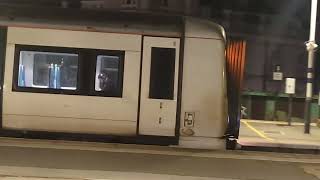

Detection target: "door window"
[149, 47, 176, 100]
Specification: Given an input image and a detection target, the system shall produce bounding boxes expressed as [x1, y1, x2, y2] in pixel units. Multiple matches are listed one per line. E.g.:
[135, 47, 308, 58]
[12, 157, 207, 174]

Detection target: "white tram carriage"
[0, 11, 228, 149]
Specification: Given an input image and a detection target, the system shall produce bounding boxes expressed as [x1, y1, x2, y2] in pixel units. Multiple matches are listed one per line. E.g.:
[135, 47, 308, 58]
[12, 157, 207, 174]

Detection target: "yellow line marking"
[241, 119, 317, 127]
[242, 120, 275, 141]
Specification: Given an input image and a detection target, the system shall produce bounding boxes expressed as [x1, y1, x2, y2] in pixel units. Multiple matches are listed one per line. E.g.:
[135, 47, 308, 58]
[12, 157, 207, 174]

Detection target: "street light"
[304, 0, 318, 134]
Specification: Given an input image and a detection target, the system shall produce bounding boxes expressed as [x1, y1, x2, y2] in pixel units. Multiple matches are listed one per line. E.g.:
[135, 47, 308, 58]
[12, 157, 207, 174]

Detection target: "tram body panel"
[180, 37, 226, 138]
[178, 18, 227, 149]
[184, 18, 226, 40]
[2, 27, 142, 135]
[3, 115, 137, 135]
[6, 27, 142, 51]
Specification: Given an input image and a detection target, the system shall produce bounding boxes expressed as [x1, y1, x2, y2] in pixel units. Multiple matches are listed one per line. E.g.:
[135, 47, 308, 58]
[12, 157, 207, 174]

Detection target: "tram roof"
[0, 5, 225, 40]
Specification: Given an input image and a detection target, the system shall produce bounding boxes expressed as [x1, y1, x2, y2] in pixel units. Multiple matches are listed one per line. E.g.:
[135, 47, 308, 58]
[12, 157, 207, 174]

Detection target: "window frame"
[13, 45, 125, 98]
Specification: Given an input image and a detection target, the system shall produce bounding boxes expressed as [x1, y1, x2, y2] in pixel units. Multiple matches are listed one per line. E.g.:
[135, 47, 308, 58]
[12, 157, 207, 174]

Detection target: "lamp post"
[304, 0, 318, 134]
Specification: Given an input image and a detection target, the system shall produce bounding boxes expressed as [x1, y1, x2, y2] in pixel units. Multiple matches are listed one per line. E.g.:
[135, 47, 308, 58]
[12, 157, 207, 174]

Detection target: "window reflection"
[18, 51, 78, 90]
[95, 55, 120, 94]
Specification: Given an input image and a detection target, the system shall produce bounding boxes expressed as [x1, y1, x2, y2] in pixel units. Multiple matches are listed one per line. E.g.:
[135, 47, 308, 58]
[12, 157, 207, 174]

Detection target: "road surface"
[0, 138, 318, 180]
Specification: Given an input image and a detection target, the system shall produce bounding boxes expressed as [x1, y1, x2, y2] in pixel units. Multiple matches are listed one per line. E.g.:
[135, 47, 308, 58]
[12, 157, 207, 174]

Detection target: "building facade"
[200, 0, 319, 122]
[81, 0, 200, 15]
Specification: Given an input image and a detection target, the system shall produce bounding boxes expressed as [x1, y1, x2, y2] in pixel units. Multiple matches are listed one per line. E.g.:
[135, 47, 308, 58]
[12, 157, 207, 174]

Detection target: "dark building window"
[161, 0, 169, 7]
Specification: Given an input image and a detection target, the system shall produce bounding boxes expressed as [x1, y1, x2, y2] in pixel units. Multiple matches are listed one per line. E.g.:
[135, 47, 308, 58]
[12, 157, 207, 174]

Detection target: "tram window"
[18, 51, 78, 90]
[95, 55, 123, 97]
[14, 45, 124, 97]
[149, 47, 176, 100]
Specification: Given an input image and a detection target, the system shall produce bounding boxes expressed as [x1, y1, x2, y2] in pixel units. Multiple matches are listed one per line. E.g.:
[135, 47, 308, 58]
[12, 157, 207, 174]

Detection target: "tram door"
[139, 36, 180, 136]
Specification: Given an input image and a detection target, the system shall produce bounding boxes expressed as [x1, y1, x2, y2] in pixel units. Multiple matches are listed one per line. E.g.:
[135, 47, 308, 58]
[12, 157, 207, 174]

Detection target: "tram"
[0, 10, 238, 150]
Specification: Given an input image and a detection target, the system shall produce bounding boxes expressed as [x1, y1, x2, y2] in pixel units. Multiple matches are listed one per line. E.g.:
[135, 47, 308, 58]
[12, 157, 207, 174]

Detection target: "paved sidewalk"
[0, 138, 318, 180]
[239, 119, 320, 151]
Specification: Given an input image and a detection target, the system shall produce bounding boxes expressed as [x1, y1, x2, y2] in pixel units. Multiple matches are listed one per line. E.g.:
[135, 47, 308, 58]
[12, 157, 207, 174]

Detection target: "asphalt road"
[0, 143, 318, 180]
